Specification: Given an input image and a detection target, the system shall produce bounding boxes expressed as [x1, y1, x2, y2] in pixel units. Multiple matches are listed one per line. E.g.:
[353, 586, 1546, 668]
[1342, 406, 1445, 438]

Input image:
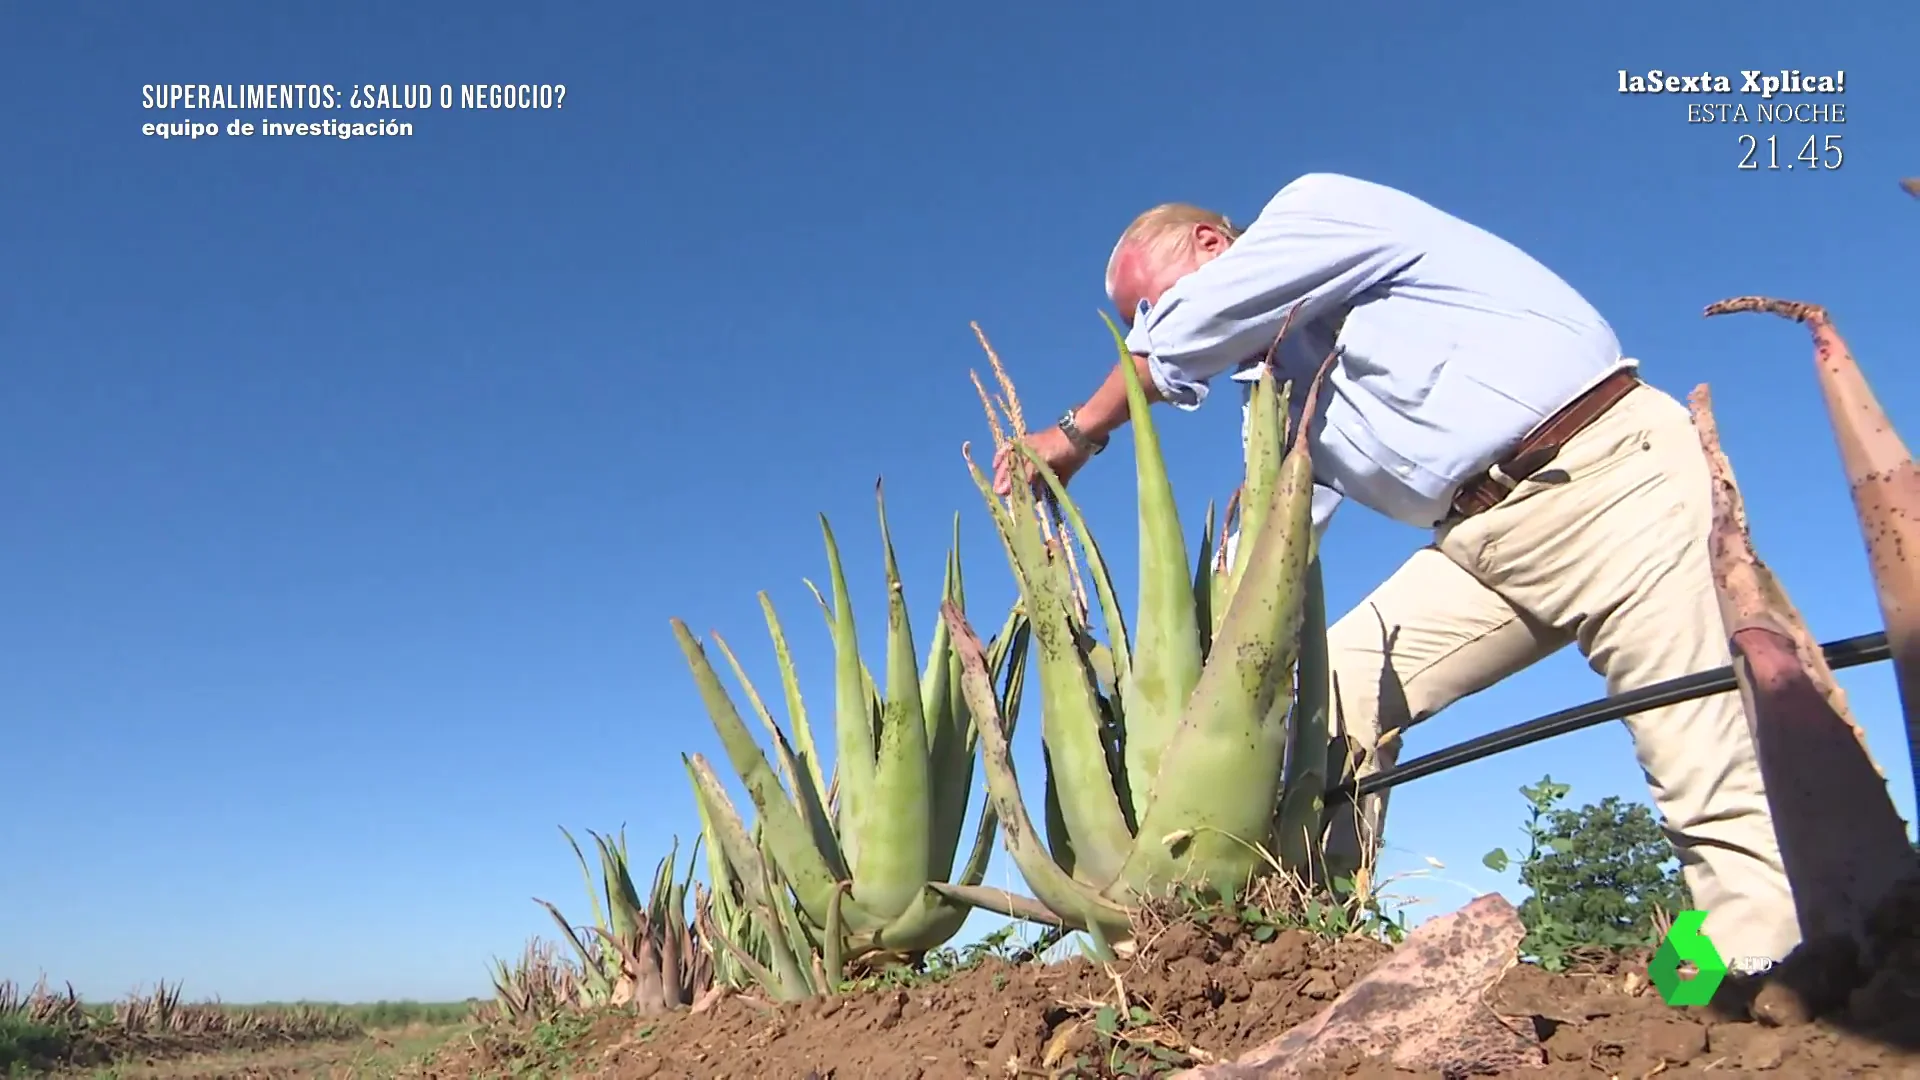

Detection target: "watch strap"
[1058, 410, 1107, 455]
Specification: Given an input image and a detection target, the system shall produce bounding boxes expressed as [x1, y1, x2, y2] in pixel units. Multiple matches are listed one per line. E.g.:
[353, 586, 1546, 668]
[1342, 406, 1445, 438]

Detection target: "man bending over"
[992, 172, 1798, 965]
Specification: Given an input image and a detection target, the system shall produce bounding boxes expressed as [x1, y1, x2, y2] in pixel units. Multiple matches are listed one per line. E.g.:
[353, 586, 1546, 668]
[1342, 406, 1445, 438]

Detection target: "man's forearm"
[1074, 353, 1163, 443]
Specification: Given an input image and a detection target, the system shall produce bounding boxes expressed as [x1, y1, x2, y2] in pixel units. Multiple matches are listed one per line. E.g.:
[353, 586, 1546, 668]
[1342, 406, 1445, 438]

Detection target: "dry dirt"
[429, 908, 1920, 1080]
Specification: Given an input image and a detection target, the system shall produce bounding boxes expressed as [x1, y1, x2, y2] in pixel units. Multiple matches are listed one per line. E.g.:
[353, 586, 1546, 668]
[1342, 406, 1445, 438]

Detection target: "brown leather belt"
[1447, 368, 1642, 521]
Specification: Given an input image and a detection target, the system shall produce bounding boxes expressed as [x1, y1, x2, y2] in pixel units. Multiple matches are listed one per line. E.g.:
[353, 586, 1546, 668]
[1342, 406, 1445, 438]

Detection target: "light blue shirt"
[1123, 173, 1629, 533]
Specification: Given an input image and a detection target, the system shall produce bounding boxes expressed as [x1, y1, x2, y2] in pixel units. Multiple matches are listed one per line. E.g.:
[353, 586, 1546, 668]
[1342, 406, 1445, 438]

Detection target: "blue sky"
[3, 4, 1913, 1003]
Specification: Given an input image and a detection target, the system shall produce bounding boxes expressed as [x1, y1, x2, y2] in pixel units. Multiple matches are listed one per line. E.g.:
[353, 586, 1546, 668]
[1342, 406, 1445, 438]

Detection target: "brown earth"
[428, 907, 1920, 1080]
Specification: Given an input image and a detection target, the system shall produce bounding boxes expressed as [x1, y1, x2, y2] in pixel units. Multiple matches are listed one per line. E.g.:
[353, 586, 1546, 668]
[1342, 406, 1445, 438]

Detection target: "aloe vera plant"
[670, 487, 1033, 990]
[682, 753, 849, 1001]
[937, 314, 1335, 944]
[684, 778, 773, 992]
[529, 828, 713, 1015]
[487, 938, 584, 1022]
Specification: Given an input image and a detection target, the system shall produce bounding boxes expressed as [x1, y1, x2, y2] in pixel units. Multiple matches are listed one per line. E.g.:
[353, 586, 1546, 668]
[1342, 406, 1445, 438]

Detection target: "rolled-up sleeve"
[1129, 177, 1420, 410]
[1310, 483, 1342, 541]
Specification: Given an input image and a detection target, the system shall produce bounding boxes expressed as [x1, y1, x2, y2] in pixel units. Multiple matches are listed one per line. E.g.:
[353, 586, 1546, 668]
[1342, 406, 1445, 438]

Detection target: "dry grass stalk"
[1703, 297, 1920, 809]
[1042, 965, 1211, 1072]
[967, 321, 1092, 621]
[1688, 385, 1914, 954]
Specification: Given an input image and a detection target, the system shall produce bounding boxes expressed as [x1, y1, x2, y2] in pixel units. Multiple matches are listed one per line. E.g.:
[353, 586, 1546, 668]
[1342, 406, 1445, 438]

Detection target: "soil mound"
[433, 912, 1920, 1079]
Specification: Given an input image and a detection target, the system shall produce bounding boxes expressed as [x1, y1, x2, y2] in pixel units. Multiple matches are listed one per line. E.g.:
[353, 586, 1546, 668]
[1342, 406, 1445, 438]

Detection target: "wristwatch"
[1057, 410, 1108, 455]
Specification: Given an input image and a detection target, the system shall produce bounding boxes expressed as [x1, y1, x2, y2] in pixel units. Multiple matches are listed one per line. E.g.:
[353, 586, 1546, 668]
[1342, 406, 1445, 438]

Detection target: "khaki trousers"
[1320, 382, 1800, 963]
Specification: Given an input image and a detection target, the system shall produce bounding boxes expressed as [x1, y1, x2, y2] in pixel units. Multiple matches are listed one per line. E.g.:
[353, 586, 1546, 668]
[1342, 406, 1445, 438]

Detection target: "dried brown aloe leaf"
[1703, 299, 1920, 813]
[1688, 385, 1918, 1024]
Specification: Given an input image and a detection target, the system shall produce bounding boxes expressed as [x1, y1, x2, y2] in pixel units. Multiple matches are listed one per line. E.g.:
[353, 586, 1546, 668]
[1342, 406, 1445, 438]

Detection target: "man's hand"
[989, 354, 1159, 498]
[992, 426, 1090, 498]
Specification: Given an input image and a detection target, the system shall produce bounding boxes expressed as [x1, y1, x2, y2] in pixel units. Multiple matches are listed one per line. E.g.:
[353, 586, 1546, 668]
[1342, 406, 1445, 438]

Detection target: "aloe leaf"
[1101, 312, 1202, 816]
[1274, 559, 1332, 872]
[534, 898, 613, 999]
[864, 883, 974, 954]
[955, 613, 1030, 887]
[941, 598, 1132, 936]
[928, 881, 1077, 929]
[1209, 507, 1231, 641]
[846, 483, 935, 919]
[759, 593, 829, 802]
[673, 620, 847, 926]
[559, 826, 609, 936]
[1119, 360, 1328, 897]
[750, 841, 819, 1001]
[963, 452, 1132, 886]
[1193, 501, 1216, 659]
[1043, 745, 1078, 879]
[709, 632, 803, 796]
[676, 835, 702, 915]
[823, 881, 851, 992]
[1229, 366, 1286, 597]
[706, 914, 780, 996]
[746, 602, 845, 872]
[641, 836, 674, 923]
[592, 830, 644, 947]
[923, 529, 971, 882]
[684, 754, 771, 907]
[817, 518, 877, 861]
[1012, 442, 1133, 696]
[688, 758, 744, 899]
[921, 522, 960, 741]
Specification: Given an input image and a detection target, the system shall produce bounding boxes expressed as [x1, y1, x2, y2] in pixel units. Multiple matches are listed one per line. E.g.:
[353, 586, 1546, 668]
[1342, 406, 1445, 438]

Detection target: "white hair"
[1103, 203, 1239, 301]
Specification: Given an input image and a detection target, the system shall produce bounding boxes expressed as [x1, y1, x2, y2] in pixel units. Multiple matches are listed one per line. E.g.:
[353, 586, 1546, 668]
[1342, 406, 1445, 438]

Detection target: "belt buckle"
[1449, 461, 1520, 521]
[1484, 461, 1522, 497]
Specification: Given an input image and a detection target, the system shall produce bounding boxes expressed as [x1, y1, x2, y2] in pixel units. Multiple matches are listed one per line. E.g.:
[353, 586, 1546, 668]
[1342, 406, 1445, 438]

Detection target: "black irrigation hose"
[1001, 630, 1889, 962]
[1325, 630, 1892, 806]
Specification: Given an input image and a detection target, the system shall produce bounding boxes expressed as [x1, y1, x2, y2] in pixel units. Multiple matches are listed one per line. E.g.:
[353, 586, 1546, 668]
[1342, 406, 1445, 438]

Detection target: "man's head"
[1105, 203, 1241, 325]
